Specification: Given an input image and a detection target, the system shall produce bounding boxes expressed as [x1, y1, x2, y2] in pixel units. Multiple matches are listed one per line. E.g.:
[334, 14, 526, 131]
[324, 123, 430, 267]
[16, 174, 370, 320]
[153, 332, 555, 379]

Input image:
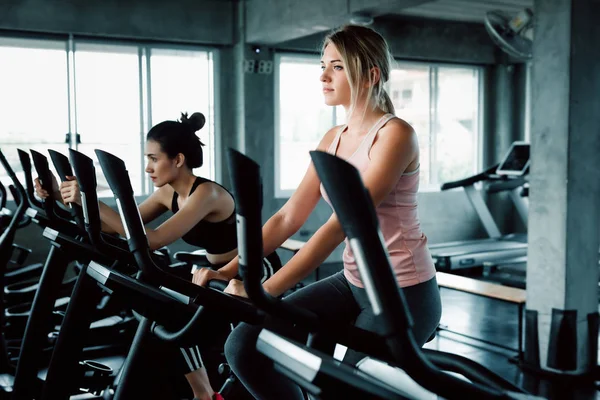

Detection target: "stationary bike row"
[0, 148, 180, 399]
[74, 146, 544, 400]
[8, 149, 141, 347]
[13, 148, 233, 399]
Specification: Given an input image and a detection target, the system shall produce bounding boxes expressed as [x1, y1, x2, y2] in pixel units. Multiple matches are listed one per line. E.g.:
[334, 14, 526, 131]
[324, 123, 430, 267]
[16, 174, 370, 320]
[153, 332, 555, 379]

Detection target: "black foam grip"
[48, 150, 73, 182]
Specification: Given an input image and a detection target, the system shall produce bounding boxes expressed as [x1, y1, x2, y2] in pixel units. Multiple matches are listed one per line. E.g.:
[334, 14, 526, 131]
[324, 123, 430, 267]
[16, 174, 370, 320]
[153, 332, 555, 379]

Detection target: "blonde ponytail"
[380, 89, 395, 114]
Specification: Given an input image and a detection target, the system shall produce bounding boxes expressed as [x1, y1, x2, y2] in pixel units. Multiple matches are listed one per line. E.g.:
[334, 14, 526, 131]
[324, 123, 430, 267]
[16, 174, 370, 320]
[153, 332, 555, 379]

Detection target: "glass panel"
[434, 67, 479, 185]
[74, 43, 142, 197]
[0, 38, 69, 197]
[388, 65, 432, 186]
[149, 48, 215, 183]
[277, 55, 336, 195]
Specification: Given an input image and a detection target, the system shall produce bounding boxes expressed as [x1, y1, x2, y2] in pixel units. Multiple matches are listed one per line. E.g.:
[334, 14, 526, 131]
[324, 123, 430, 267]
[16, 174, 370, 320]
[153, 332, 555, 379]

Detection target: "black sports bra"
[171, 177, 237, 254]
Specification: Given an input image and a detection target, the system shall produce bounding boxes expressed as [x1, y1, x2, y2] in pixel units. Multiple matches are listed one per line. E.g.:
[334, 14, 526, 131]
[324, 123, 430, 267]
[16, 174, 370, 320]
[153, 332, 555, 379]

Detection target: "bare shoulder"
[380, 117, 416, 138]
[316, 124, 344, 151]
[152, 184, 175, 208]
[372, 117, 416, 150]
[190, 181, 220, 198]
[187, 180, 229, 207]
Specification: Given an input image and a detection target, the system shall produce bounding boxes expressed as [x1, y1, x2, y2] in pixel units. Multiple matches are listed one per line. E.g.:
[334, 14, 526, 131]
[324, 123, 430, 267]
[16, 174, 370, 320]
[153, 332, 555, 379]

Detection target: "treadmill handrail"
[486, 176, 527, 194]
[311, 150, 524, 400]
[440, 165, 498, 191]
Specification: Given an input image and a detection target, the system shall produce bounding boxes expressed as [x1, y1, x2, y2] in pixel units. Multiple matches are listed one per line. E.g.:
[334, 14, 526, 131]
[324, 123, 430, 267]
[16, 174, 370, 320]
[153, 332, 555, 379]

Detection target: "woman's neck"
[344, 103, 387, 136]
[170, 173, 198, 199]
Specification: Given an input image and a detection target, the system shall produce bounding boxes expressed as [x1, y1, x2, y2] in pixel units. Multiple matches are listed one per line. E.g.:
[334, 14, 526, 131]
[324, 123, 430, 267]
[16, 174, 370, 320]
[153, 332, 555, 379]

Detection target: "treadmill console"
[496, 142, 530, 176]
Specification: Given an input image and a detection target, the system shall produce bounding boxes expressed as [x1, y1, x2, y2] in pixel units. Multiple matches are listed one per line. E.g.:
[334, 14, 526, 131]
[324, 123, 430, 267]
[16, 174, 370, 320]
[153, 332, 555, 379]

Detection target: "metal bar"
[463, 185, 502, 238]
[518, 303, 524, 361]
[436, 325, 518, 353]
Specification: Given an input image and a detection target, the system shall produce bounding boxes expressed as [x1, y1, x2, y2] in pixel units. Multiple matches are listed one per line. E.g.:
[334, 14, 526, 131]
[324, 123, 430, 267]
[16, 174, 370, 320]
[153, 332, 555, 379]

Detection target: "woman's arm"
[212, 126, 342, 283]
[143, 184, 220, 250]
[34, 175, 63, 204]
[263, 214, 345, 296]
[228, 119, 419, 297]
[61, 177, 168, 236]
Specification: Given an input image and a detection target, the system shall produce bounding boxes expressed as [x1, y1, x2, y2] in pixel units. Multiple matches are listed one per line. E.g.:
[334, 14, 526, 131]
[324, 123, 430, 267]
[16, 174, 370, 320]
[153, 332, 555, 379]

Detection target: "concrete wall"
[276, 15, 497, 64]
[0, 0, 233, 45]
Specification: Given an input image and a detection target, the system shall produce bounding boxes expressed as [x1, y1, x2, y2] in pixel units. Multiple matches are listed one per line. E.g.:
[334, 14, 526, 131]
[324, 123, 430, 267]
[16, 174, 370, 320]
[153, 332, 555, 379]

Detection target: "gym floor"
[314, 263, 599, 400]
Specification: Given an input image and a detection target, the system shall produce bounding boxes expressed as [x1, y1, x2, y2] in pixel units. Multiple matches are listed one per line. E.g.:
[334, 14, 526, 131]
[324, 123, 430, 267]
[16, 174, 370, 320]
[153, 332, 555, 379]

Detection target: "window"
[74, 43, 142, 196]
[389, 64, 482, 189]
[0, 36, 216, 198]
[0, 38, 70, 195]
[275, 55, 482, 195]
[149, 48, 215, 187]
[274, 54, 343, 197]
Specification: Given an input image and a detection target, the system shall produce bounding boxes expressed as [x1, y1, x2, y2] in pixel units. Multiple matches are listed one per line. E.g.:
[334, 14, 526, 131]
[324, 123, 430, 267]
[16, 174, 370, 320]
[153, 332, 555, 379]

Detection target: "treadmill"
[429, 142, 530, 272]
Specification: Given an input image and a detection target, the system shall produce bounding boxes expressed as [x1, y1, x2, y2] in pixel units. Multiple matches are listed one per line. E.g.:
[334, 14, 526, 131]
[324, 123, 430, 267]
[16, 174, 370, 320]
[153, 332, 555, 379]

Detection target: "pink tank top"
[320, 113, 436, 288]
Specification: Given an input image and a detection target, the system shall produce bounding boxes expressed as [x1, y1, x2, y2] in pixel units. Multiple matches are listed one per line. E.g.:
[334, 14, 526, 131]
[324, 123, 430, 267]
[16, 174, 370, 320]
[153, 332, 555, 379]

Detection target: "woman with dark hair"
[39, 112, 279, 400]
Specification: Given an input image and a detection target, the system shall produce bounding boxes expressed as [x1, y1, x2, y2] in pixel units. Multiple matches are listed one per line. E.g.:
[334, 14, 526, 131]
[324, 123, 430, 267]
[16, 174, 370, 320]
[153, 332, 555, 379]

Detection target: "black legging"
[224, 270, 442, 400]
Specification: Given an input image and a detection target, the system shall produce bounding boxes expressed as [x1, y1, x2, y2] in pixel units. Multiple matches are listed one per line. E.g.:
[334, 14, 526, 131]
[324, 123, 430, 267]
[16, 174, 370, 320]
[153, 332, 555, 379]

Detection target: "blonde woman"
[198, 25, 442, 399]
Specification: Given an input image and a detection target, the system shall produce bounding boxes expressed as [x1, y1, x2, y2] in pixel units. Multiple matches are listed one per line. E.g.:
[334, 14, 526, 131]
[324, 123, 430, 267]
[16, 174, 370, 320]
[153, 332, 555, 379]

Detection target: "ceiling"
[388, 0, 534, 23]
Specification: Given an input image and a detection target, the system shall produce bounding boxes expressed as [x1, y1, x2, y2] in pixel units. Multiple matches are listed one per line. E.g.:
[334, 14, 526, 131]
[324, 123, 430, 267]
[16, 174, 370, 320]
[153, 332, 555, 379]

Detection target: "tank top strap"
[365, 113, 397, 153]
[326, 124, 347, 154]
[190, 176, 208, 192]
[171, 191, 179, 212]
[172, 177, 208, 212]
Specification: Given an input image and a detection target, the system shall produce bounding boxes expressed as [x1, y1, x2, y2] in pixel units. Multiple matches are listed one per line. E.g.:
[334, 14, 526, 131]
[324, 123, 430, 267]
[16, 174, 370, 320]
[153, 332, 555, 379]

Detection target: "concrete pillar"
[218, 0, 250, 189]
[525, 0, 600, 376]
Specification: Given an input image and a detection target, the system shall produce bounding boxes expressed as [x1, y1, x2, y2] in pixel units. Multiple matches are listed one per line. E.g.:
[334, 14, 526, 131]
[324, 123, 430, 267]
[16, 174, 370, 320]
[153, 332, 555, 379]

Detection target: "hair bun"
[180, 112, 206, 133]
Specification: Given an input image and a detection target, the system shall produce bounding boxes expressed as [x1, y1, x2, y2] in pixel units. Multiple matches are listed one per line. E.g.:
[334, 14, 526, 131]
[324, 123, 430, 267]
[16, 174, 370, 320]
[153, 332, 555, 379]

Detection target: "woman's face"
[320, 43, 351, 108]
[145, 140, 179, 187]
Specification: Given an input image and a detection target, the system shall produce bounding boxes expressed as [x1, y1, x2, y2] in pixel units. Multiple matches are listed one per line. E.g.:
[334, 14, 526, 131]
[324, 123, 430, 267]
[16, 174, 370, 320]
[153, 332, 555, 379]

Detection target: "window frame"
[274, 52, 339, 198]
[273, 53, 485, 197]
[0, 33, 220, 198]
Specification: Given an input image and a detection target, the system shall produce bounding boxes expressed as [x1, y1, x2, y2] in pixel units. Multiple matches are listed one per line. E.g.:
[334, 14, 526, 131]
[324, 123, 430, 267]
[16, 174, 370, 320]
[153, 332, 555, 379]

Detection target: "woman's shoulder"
[189, 177, 229, 201]
[382, 115, 415, 135]
[151, 184, 175, 206]
[317, 124, 345, 151]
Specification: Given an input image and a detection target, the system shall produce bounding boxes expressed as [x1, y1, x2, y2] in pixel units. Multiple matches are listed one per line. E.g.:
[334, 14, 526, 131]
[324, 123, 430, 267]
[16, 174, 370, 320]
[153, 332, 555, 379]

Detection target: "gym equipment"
[225, 148, 542, 399]
[429, 142, 530, 272]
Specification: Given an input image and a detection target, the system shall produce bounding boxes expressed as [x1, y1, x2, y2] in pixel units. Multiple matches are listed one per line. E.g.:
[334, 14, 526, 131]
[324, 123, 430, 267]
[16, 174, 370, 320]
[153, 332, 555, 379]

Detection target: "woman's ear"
[364, 67, 381, 88]
[175, 153, 186, 168]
